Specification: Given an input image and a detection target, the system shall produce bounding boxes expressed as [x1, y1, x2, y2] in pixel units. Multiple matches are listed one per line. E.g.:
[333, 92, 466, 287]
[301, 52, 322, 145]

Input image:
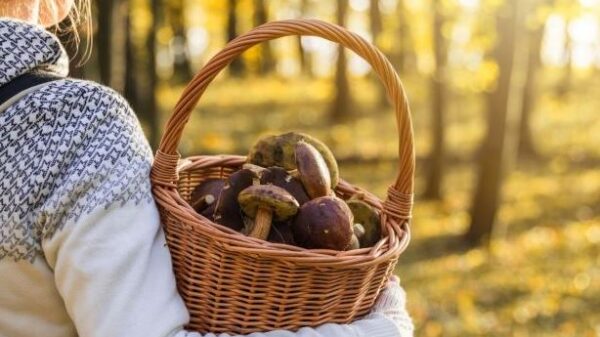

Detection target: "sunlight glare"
[350, 0, 370, 12]
[458, 0, 479, 9]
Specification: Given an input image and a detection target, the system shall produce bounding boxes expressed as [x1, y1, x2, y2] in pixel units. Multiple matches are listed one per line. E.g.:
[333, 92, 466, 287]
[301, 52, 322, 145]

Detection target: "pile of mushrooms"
[189, 132, 382, 251]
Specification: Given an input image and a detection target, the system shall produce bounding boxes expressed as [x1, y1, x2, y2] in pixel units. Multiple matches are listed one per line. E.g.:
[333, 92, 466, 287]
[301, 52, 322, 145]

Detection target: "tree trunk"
[227, 0, 245, 77]
[124, 9, 139, 114]
[97, 0, 113, 86]
[329, 0, 352, 122]
[297, 0, 312, 77]
[466, 0, 519, 246]
[369, 0, 388, 107]
[167, 0, 193, 83]
[369, 0, 383, 43]
[518, 24, 544, 159]
[254, 0, 275, 74]
[556, 19, 572, 97]
[393, 0, 410, 73]
[423, 0, 447, 200]
[97, 0, 127, 92]
[137, 0, 161, 149]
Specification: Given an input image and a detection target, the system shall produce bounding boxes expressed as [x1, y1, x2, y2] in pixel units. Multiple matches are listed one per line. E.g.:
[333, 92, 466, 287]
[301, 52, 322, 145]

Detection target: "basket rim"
[152, 154, 410, 269]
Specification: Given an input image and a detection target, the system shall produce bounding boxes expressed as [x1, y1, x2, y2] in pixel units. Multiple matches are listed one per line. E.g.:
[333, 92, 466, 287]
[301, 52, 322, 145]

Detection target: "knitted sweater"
[0, 19, 412, 337]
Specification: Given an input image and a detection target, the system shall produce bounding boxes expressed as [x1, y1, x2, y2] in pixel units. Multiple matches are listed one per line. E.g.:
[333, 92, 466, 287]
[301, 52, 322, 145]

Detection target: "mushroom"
[353, 223, 366, 240]
[294, 141, 331, 199]
[238, 185, 299, 240]
[348, 235, 360, 250]
[213, 168, 262, 231]
[260, 166, 310, 205]
[247, 132, 340, 188]
[189, 178, 226, 213]
[346, 200, 381, 248]
[292, 196, 354, 250]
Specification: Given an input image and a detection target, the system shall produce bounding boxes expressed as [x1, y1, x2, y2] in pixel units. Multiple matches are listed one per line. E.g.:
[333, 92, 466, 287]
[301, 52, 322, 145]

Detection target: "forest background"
[64, 0, 600, 336]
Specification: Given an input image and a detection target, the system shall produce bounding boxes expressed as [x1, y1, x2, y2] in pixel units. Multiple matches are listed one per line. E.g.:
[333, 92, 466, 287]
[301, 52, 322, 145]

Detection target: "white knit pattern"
[0, 20, 153, 262]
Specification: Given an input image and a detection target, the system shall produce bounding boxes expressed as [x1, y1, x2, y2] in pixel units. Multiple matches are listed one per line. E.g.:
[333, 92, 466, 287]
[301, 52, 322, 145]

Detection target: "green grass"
[156, 74, 600, 337]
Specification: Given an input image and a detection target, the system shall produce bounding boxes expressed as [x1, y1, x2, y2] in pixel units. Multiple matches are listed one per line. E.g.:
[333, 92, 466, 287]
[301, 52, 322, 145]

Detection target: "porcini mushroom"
[213, 168, 261, 231]
[346, 200, 381, 248]
[353, 223, 366, 241]
[247, 132, 340, 188]
[295, 141, 331, 199]
[238, 185, 299, 240]
[261, 166, 310, 205]
[190, 179, 226, 213]
[292, 196, 353, 250]
[348, 235, 360, 250]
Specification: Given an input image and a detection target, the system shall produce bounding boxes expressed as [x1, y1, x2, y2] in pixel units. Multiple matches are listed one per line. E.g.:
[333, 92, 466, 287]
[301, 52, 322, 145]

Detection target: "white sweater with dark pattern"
[0, 19, 413, 337]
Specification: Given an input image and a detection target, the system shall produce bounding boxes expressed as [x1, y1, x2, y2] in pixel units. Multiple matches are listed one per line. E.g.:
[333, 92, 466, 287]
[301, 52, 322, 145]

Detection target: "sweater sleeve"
[40, 83, 403, 337]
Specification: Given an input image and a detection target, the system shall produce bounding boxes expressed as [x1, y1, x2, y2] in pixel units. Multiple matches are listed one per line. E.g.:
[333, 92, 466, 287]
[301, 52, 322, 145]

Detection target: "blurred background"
[64, 0, 599, 336]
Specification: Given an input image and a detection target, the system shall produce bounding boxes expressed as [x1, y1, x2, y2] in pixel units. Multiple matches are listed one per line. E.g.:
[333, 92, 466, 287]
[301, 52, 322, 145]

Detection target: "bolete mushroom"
[213, 168, 262, 231]
[189, 178, 226, 213]
[238, 185, 299, 240]
[247, 132, 340, 188]
[260, 166, 310, 206]
[292, 196, 354, 250]
[353, 223, 366, 240]
[295, 141, 331, 199]
[346, 200, 381, 248]
[348, 235, 360, 250]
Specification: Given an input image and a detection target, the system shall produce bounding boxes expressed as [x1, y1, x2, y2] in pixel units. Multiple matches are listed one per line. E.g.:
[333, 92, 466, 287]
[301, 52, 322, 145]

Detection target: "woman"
[0, 1, 414, 336]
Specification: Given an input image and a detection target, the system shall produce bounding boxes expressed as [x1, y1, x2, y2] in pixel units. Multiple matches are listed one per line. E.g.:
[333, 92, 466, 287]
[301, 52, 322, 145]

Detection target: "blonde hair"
[47, 0, 93, 64]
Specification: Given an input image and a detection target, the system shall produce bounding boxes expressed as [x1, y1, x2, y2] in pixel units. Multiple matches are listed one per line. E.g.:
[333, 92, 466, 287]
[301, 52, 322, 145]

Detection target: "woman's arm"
[41, 83, 412, 337]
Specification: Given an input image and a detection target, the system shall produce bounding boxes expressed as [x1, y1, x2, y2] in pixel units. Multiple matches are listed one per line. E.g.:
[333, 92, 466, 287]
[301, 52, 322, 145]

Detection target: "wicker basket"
[150, 19, 414, 334]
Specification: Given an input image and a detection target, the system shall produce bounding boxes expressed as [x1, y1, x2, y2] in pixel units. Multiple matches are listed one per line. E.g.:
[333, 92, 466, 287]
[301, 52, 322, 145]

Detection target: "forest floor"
[157, 75, 600, 337]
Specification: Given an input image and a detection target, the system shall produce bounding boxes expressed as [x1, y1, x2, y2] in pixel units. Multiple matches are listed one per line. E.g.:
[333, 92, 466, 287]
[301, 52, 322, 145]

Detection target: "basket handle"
[151, 19, 414, 221]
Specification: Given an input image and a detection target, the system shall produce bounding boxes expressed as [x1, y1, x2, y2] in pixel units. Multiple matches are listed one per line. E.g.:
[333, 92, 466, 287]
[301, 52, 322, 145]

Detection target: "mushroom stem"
[191, 195, 214, 210]
[248, 207, 273, 240]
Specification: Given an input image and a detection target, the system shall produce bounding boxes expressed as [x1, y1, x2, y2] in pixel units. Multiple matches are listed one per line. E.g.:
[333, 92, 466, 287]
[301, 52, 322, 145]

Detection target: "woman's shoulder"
[33, 77, 146, 141]
[45, 77, 131, 111]
[21, 76, 153, 160]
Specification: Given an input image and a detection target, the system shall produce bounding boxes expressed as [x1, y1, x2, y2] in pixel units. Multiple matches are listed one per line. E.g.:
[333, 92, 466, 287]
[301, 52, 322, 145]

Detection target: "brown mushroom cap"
[292, 196, 354, 250]
[295, 141, 331, 199]
[260, 166, 310, 205]
[247, 132, 340, 188]
[213, 168, 260, 231]
[190, 179, 226, 212]
[347, 200, 381, 248]
[238, 185, 299, 221]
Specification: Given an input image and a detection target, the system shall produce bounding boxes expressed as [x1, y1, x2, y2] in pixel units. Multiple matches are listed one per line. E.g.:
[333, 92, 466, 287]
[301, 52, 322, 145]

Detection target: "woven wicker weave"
[150, 19, 414, 334]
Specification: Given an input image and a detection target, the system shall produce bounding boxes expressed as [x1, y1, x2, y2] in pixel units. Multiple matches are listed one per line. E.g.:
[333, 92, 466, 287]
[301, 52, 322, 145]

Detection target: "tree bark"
[518, 24, 544, 159]
[369, 0, 388, 107]
[97, 0, 126, 91]
[124, 9, 139, 114]
[227, 0, 245, 77]
[393, 0, 411, 73]
[167, 0, 193, 83]
[137, 0, 161, 149]
[329, 0, 352, 122]
[466, 0, 519, 246]
[423, 0, 447, 200]
[296, 0, 313, 77]
[556, 19, 572, 96]
[254, 0, 275, 74]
